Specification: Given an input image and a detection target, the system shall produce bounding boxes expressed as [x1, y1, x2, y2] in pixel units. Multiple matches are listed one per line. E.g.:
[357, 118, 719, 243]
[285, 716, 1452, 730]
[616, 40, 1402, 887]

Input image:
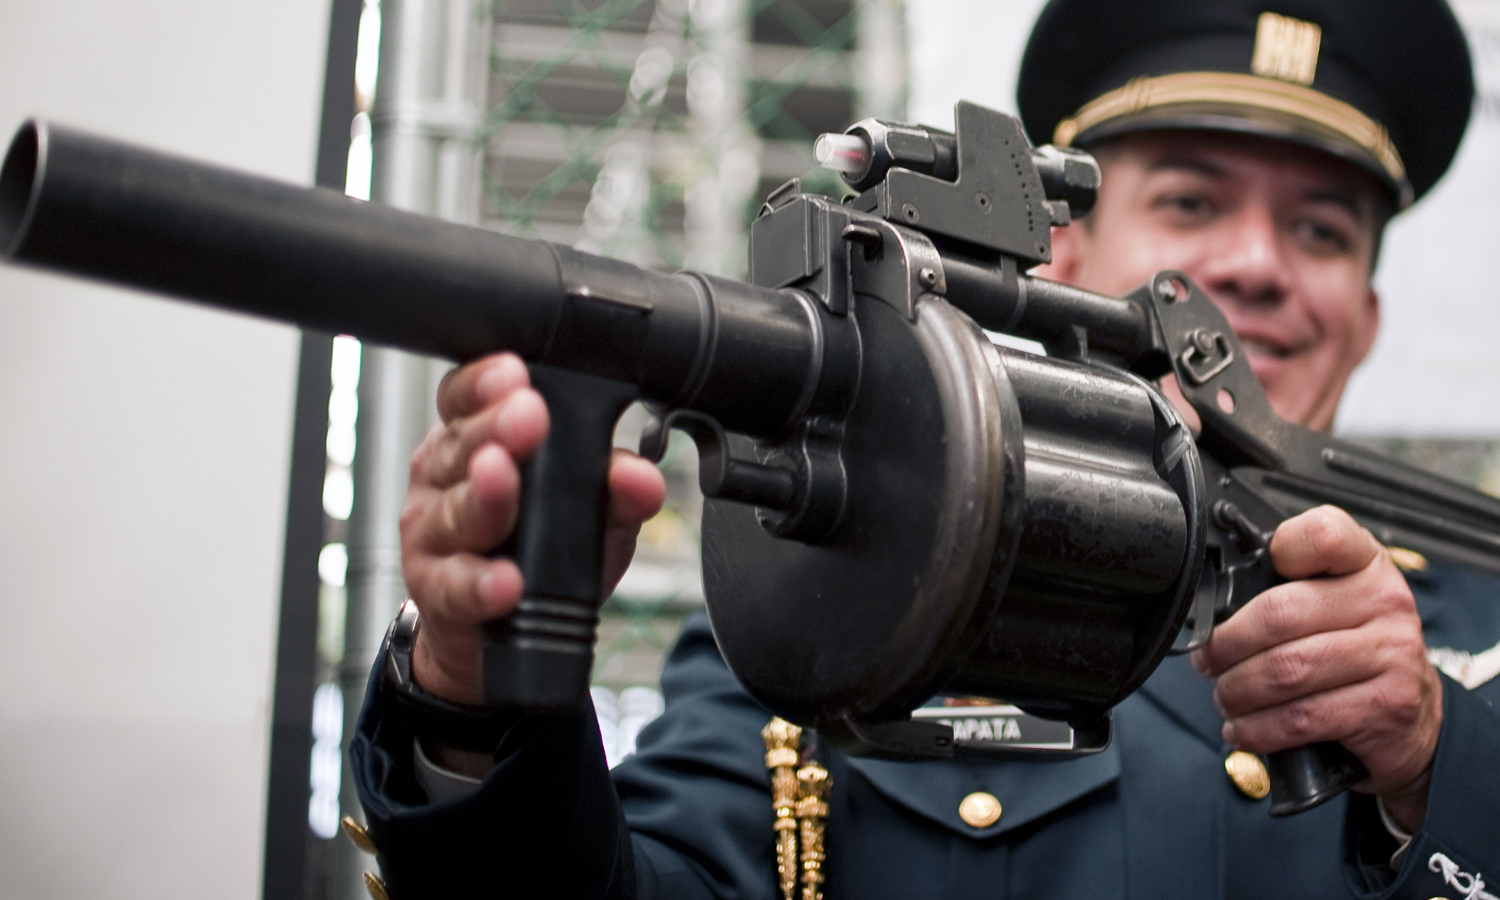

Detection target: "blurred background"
[0, 1, 1496, 898]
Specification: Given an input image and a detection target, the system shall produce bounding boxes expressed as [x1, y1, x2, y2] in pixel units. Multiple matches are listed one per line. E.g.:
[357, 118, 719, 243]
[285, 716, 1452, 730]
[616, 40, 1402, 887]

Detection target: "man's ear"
[1354, 286, 1381, 364]
[1032, 223, 1084, 283]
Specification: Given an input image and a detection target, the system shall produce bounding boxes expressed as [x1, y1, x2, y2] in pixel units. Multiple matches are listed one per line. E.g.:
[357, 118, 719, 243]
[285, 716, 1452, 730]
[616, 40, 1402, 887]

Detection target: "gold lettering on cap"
[1252, 11, 1322, 85]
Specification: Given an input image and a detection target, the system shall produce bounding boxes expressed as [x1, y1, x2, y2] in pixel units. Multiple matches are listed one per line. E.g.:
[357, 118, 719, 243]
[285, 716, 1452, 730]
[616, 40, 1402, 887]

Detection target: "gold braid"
[762, 718, 802, 900]
[764, 717, 832, 900]
[796, 763, 831, 900]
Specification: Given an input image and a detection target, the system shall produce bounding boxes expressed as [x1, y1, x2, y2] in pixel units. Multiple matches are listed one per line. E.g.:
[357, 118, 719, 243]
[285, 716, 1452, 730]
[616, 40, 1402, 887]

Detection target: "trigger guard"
[1170, 561, 1224, 655]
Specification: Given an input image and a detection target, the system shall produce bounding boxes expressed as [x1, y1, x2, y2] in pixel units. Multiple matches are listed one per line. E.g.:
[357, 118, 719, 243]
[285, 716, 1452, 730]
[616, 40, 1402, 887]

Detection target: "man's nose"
[1195, 204, 1293, 310]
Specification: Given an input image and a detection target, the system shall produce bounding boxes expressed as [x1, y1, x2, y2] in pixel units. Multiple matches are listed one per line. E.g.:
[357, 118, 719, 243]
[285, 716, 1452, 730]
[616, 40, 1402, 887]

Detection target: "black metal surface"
[836, 110, 1099, 223]
[1030, 144, 1101, 218]
[703, 295, 1016, 725]
[1144, 269, 1500, 583]
[1142, 271, 1452, 814]
[838, 117, 958, 192]
[909, 705, 1114, 757]
[265, 330, 335, 900]
[8, 105, 1500, 816]
[945, 350, 1203, 718]
[1267, 743, 1371, 817]
[1, 122, 554, 359]
[850, 102, 1059, 266]
[940, 254, 1157, 362]
[483, 367, 639, 710]
[718, 155, 1203, 749]
[640, 411, 799, 511]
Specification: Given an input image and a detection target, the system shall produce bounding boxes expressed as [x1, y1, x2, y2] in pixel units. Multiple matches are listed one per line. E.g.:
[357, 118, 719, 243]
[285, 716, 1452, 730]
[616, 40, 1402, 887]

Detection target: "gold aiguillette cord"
[763, 718, 802, 900]
[763, 717, 831, 900]
[796, 763, 830, 900]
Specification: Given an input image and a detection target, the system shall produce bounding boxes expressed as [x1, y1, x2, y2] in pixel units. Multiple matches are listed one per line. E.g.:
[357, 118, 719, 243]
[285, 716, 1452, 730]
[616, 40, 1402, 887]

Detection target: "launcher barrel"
[0, 121, 819, 438]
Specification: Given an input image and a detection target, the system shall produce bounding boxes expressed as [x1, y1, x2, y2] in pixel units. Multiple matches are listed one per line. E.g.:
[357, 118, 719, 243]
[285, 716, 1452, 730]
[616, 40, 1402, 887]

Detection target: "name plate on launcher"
[911, 703, 1077, 751]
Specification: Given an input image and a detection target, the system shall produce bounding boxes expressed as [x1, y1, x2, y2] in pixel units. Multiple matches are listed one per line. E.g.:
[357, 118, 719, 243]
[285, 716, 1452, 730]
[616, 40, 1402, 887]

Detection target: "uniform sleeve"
[1343, 673, 1500, 900]
[349, 652, 637, 900]
[349, 614, 779, 900]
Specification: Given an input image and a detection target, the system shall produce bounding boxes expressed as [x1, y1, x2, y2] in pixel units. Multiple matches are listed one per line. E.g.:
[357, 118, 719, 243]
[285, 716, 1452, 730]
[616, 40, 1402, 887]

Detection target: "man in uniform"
[351, 0, 1500, 897]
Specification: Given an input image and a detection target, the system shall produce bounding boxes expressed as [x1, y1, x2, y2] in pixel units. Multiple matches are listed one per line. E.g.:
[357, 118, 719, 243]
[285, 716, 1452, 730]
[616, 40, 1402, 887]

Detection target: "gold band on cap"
[1053, 70, 1406, 188]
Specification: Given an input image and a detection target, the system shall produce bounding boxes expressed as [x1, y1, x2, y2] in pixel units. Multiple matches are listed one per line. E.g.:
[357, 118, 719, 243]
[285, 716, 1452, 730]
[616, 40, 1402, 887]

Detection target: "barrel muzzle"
[0, 120, 42, 258]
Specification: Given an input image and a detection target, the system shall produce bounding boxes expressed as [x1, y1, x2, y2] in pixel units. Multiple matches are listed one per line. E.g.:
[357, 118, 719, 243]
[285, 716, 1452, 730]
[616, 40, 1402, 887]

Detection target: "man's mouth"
[1237, 336, 1295, 360]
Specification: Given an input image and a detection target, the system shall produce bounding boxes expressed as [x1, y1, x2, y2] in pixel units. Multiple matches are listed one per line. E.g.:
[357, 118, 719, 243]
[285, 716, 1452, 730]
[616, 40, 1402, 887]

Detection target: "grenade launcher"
[4, 101, 1498, 816]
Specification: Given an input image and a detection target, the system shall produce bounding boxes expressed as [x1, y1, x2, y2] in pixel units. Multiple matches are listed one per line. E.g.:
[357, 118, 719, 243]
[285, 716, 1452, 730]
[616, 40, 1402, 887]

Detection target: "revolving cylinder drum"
[703, 298, 1205, 732]
[943, 349, 1205, 718]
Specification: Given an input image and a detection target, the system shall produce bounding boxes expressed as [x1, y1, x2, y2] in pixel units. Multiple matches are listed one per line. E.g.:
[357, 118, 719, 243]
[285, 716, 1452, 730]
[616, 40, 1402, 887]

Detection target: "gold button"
[958, 791, 1003, 828]
[341, 816, 378, 855]
[1387, 546, 1428, 573]
[363, 872, 390, 900]
[1224, 751, 1271, 800]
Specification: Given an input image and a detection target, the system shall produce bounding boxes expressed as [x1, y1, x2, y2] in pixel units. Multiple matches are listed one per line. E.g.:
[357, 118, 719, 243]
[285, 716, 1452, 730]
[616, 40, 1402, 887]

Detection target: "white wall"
[0, 2, 329, 898]
[1343, 0, 1500, 435]
[907, 0, 1500, 437]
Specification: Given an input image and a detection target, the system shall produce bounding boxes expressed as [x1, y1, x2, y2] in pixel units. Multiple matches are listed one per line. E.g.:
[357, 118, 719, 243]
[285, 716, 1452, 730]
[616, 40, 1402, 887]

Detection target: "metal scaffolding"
[329, 3, 491, 900]
[477, 0, 908, 272]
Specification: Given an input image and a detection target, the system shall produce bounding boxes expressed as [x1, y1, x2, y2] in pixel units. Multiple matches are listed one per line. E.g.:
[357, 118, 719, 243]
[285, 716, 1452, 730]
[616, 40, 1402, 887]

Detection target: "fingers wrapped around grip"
[1193, 506, 1406, 674]
[1270, 503, 1386, 580]
[420, 357, 550, 497]
[1190, 506, 1442, 801]
[401, 355, 551, 629]
[398, 353, 667, 706]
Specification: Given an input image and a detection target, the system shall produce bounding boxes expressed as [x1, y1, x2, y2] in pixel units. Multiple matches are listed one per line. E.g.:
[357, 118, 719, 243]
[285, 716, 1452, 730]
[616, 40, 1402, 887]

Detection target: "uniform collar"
[844, 731, 1120, 839]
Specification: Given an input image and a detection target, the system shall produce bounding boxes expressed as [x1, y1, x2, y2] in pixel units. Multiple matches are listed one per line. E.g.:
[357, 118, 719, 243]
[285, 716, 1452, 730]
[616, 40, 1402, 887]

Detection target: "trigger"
[1171, 549, 1228, 654]
[639, 414, 672, 463]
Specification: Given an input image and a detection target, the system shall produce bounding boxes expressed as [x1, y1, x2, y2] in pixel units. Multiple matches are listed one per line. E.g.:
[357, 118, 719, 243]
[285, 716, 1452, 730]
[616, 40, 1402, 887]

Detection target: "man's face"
[1041, 130, 1386, 431]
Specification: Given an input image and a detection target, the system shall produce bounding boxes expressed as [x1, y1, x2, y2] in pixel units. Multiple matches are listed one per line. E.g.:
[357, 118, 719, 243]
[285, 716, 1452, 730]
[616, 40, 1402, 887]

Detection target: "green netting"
[479, 0, 888, 262]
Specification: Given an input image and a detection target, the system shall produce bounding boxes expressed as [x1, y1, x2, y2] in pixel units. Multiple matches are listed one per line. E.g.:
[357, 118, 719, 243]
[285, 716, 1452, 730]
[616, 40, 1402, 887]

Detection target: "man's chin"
[1247, 358, 1316, 426]
[1246, 354, 1288, 392]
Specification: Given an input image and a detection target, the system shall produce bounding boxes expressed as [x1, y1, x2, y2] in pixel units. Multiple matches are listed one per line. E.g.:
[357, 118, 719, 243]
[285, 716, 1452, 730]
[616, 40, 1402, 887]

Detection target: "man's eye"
[1293, 218, 1353, 253]
[1154, 194, 1212, 218]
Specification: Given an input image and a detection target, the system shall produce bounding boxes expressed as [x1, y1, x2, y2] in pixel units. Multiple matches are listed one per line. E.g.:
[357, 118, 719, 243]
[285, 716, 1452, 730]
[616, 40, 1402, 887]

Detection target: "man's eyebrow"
[1303, 188, 1364, 219]
[1142, 155, 1370, 219]
[1143, 155, 1226, 177]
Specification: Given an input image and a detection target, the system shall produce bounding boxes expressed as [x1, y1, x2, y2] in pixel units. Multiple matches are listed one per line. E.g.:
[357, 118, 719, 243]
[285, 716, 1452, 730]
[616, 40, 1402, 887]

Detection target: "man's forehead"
[1096, 130, 1386, 207]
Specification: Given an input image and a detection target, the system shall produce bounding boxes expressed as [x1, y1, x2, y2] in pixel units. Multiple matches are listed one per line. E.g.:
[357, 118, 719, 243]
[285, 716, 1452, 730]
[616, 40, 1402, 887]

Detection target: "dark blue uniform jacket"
[353, 562, 1500, 899]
